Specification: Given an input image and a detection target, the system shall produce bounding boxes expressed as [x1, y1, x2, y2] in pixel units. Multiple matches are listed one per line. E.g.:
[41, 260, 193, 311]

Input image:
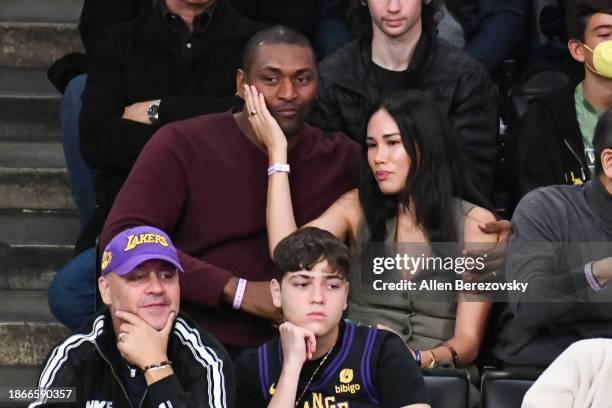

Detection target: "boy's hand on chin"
[279, 322, 316, 366]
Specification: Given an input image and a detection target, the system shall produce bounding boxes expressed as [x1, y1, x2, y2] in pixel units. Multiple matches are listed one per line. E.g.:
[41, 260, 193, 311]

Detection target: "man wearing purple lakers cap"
[30, 226, 233, 408]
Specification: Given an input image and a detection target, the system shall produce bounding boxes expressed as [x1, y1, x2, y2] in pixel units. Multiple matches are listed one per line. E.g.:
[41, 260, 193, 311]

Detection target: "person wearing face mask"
[516, 0, 612, 198]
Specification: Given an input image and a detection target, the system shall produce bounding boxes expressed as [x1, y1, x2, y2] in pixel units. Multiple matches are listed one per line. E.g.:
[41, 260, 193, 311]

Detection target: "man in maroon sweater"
[100, 26, 360, 354]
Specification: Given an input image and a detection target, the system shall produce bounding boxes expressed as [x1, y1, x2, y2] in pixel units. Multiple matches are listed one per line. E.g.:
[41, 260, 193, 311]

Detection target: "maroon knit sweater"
[101, 112, 360, 347]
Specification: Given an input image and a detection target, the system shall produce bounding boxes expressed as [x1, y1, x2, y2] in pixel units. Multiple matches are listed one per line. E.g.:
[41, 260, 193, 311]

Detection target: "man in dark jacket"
[48, 0, 260, 332]
[30, 226, 232, 408]
[516, 0, 612, 198]
[310, 0, 498, 199]
[49, 0, 153, 94]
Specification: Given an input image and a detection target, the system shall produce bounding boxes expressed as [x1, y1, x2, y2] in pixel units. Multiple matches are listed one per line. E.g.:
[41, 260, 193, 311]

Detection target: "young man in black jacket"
[31, 226, 232, 408]
[516, 0, 612, 198]
[309, 0, 498, 199]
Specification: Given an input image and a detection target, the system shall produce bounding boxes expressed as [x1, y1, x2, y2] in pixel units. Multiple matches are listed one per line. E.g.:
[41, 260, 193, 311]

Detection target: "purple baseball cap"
[101, 226, 184, 276]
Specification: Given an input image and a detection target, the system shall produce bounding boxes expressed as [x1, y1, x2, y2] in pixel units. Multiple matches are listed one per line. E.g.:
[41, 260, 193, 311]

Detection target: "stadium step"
[0, 365, 41, 408]
[1, 0, 81, 23]
[0, 209, 79, 247]
[0, 210, 78, 290]
[0, 0, 84, 390]
[0, 141, 73, 210]
[0, 68, 61, 143]
[0, 290, 70, 366]
[0, 365, 40, 386]
[0, 0, 82, 68]
[0, 244, 73, 291]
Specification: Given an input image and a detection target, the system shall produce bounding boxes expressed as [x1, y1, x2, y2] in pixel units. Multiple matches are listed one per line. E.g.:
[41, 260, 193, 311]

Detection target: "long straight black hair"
[358, 90, 491, 243]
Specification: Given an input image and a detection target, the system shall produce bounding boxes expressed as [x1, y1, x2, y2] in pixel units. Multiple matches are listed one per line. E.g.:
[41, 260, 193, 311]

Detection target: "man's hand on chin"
[115, 310, 174, 371]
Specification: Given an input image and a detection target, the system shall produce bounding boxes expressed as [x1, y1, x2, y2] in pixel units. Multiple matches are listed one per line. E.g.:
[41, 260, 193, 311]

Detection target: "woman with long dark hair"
[245, 85, 496, 369]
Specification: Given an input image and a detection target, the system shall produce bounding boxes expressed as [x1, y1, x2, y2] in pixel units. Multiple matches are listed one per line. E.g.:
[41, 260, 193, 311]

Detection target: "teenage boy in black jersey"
[235, 227, 431, 407]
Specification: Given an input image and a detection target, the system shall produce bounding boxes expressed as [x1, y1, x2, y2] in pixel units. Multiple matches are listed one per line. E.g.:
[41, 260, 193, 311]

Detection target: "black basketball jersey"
[257, 320, 383, 407]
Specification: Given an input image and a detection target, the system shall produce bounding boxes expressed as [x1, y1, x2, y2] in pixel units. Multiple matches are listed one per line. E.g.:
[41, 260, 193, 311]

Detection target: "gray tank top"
[347, 199, 477, 351]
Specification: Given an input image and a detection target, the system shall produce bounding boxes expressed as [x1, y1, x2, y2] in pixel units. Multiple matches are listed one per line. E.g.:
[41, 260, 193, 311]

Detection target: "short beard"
[276, 106, 312, 138]
[280, 121, 305, 138]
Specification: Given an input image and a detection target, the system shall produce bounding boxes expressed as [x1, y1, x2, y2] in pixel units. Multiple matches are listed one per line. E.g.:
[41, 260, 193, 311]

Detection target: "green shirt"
[575, 82, 604, 173]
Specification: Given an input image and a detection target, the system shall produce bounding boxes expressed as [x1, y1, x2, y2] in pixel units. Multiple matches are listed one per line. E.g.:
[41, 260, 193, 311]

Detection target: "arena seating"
[481, 370, 542, 408]
[423, 369, 470, 408]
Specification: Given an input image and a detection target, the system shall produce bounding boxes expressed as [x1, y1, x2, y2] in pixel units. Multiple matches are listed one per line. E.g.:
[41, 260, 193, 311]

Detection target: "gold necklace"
[294, 345, 335, 407]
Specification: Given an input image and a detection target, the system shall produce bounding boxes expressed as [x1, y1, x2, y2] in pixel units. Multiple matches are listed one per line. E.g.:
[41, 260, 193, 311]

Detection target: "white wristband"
[232, 278, 248, 310]
[267, 163, 290, 176]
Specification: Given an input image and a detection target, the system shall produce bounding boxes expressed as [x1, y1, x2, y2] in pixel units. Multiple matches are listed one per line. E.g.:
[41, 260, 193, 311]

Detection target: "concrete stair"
[0, 290, 68, 407]
[0, 211, 78, 368]
[0, 290, 70, 366]
[0, 142, 73, 210]
[0, 0, 83, 392]
[0, 68, 61, 142]
[0, 210, 78, 290]
[0, 243, 74, 291]
[0, 0, 82, 68]
[0, 366, 41, 408]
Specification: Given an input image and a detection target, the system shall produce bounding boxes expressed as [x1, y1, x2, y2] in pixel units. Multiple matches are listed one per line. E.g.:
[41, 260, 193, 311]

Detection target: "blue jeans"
[61, 74, 96, 229]
[48, 248, 97, 332]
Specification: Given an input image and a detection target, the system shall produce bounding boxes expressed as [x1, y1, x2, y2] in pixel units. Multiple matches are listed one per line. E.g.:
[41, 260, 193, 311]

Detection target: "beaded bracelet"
[143, 360, 172, 372]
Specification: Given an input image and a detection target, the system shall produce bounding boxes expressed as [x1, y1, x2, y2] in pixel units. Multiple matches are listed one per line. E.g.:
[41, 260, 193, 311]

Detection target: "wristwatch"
[147, 99, 161, 125]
